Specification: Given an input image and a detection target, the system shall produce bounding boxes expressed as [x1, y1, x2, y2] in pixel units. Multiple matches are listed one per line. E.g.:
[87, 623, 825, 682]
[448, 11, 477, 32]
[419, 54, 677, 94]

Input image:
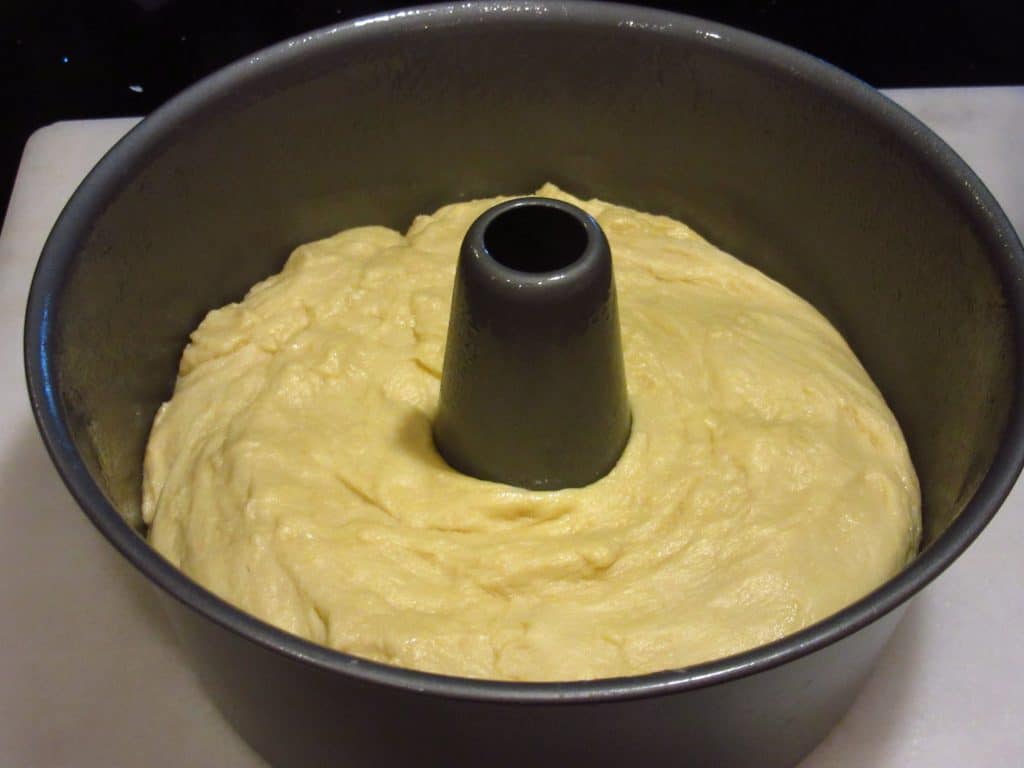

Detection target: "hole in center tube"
[483, 204, 589, 273]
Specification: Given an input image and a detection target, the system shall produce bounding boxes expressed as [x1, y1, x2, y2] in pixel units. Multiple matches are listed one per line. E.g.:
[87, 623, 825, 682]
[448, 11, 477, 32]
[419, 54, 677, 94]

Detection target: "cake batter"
[143, 185, 920, 681]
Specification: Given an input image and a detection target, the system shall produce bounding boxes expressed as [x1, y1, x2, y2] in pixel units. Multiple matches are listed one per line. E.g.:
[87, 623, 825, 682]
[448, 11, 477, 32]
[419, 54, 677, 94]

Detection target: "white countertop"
[1, 87, 1022, 767]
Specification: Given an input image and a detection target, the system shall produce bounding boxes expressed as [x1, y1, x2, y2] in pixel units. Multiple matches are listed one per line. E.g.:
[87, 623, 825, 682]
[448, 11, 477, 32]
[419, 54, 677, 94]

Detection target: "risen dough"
[143, 184, 920, 681]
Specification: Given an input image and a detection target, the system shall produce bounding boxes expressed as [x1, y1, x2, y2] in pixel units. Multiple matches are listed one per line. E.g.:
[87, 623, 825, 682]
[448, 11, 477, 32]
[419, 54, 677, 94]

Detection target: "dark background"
[2, 0, 1022, 215]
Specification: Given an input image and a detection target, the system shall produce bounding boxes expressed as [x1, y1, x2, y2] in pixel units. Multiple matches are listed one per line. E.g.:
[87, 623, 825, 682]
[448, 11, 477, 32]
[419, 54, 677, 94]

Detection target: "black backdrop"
[2, 0, 1021, 214]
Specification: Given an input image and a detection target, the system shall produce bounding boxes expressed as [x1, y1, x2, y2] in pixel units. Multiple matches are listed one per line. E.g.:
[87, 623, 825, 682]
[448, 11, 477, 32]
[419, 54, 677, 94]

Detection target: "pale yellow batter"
[142, 184, 921, 681]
